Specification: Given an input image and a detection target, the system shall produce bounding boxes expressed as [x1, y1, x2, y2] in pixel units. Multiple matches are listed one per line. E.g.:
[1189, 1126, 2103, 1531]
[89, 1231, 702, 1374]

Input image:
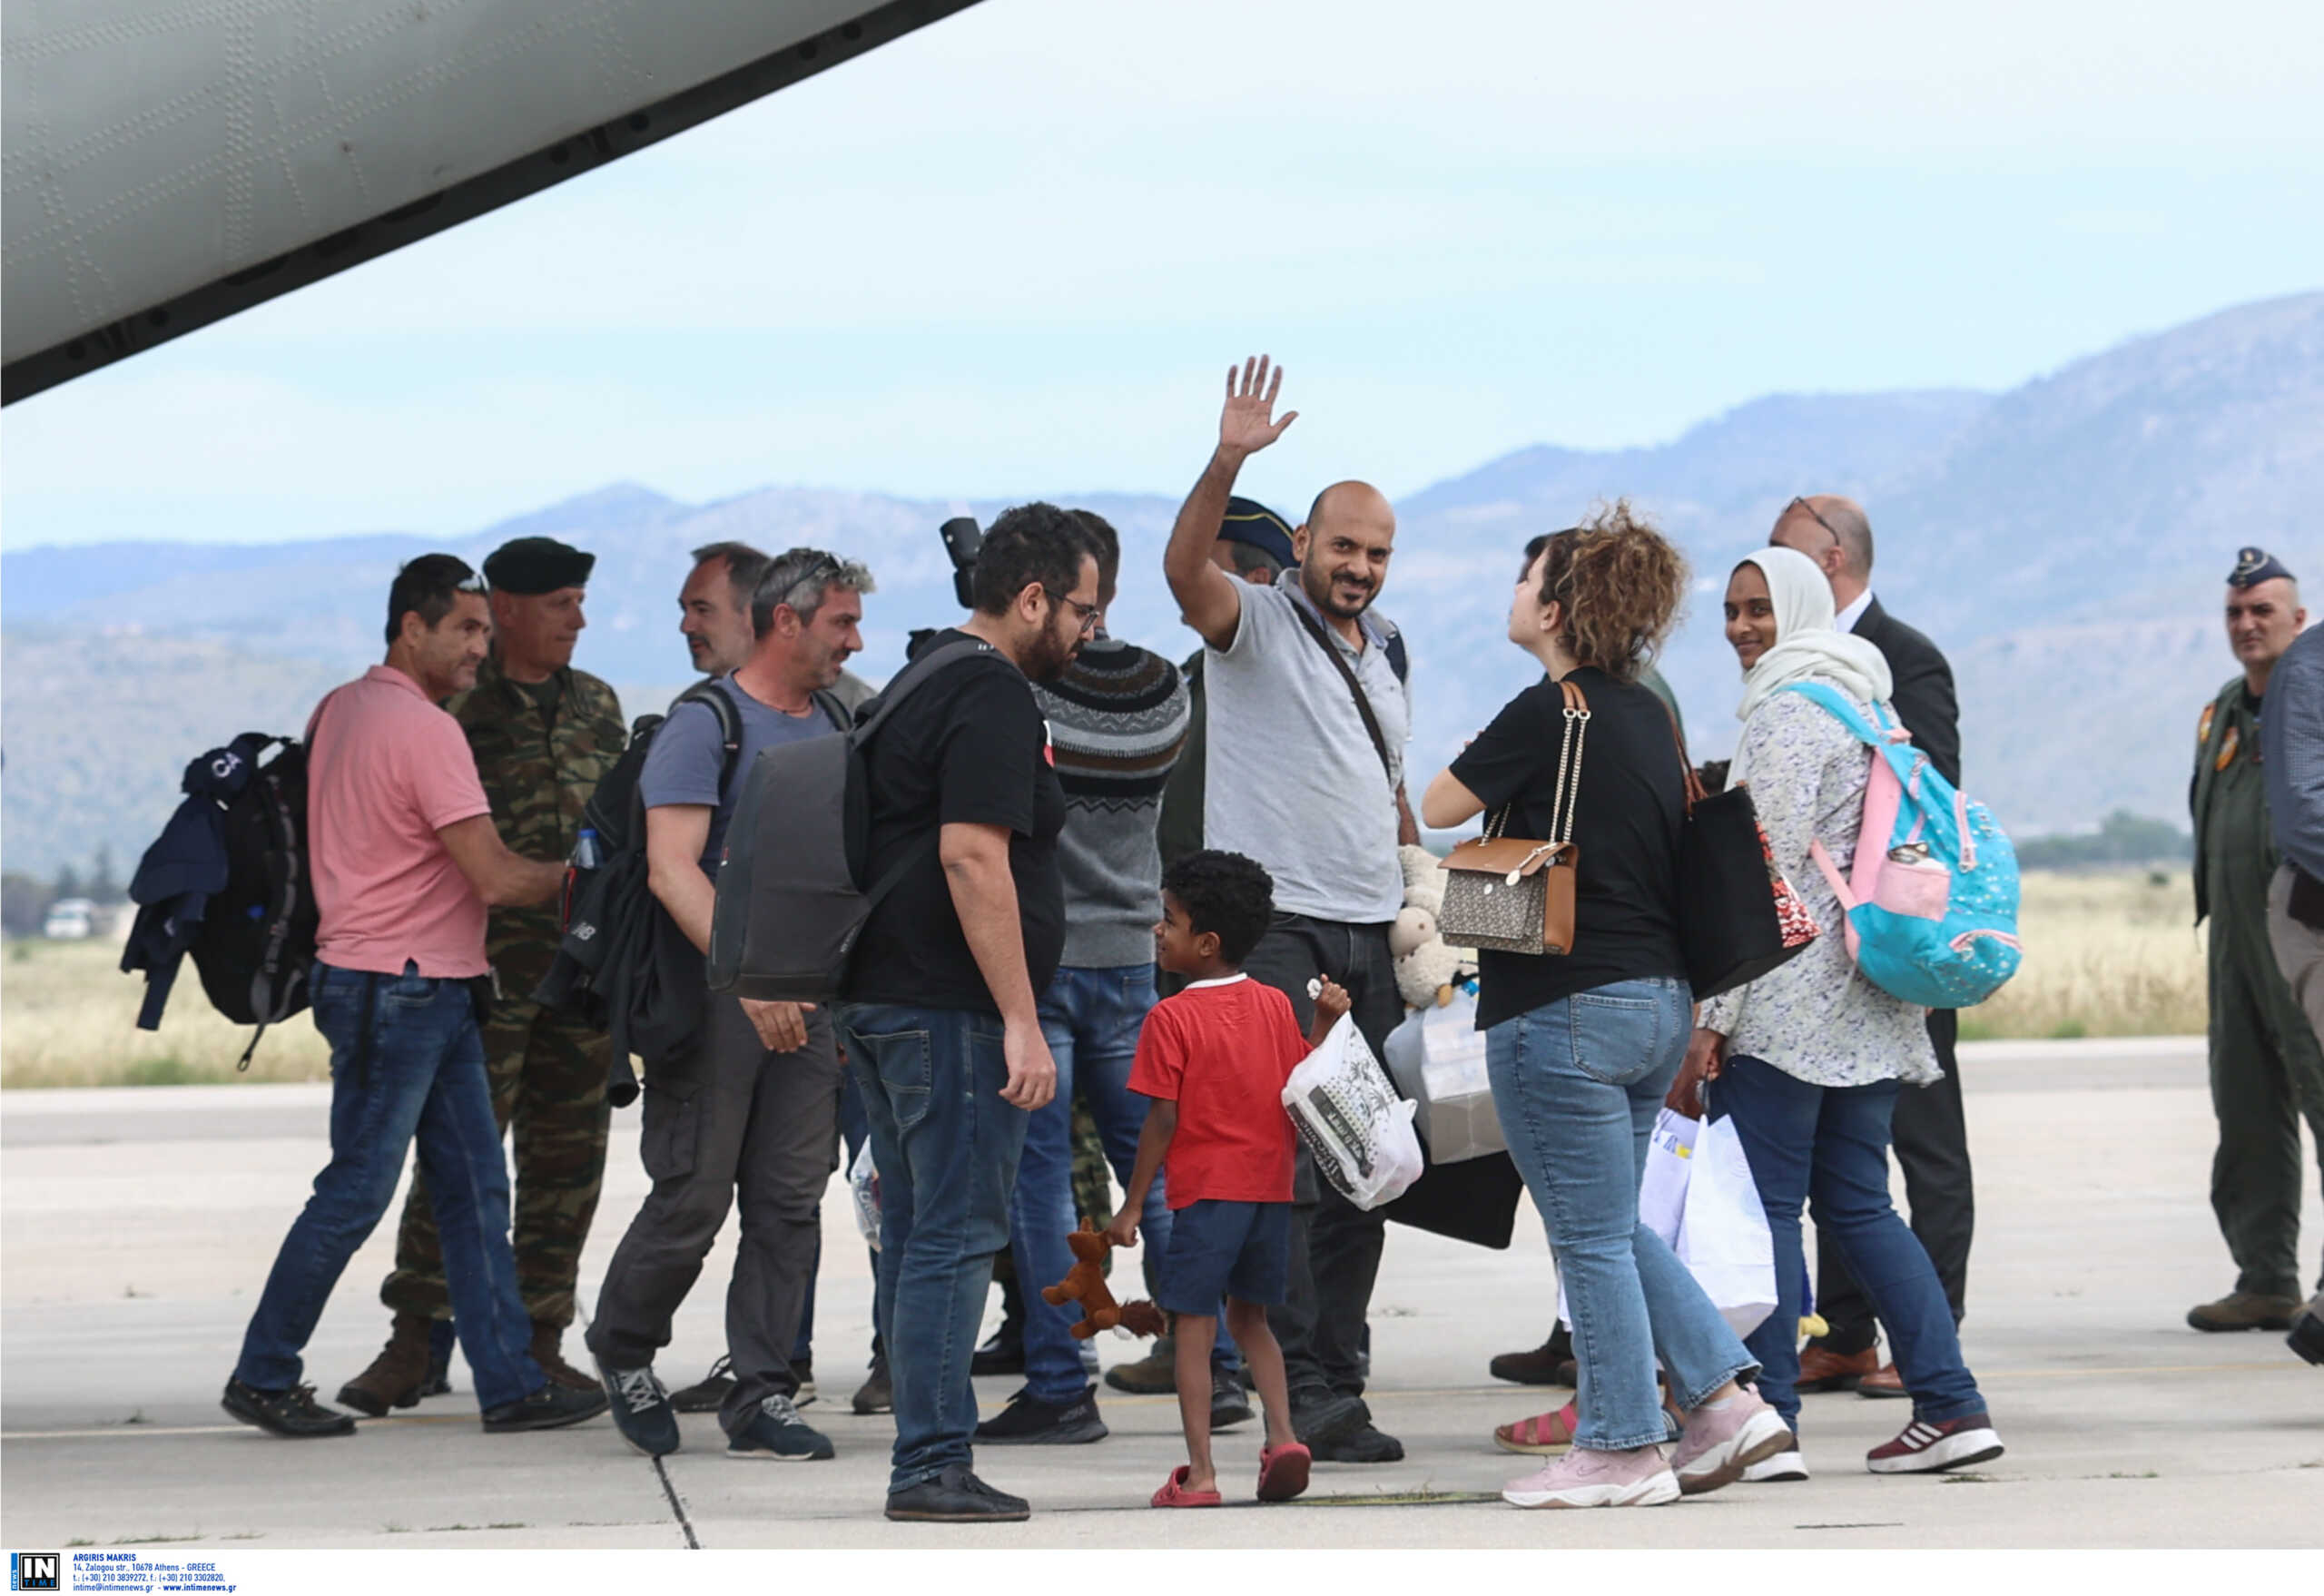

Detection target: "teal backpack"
[1781, 682, 2023, 1009]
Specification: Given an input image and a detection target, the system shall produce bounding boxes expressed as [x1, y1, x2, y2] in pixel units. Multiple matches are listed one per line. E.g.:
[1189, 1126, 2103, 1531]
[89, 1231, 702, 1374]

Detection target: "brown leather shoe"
[529, 1321, 603, 1392]
[2187, 1291, 2303, 1333]
[336, 1312, 434, 1417]
[1796, 1343, 1879, 1392]
[1488, 1325, 1576, 1386]
[1856, 1362, 1909, 1399]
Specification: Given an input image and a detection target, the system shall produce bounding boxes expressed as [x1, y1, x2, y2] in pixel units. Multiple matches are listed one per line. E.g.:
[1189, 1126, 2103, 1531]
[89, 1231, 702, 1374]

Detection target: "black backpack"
[709, 639, 989, 1001]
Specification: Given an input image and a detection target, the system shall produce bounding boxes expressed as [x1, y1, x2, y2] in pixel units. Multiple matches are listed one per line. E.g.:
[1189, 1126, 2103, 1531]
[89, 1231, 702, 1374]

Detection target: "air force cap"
[2229, 547, 2295, 588]
[1220, 497, 1296, 570]
[482, 536, 596, 595]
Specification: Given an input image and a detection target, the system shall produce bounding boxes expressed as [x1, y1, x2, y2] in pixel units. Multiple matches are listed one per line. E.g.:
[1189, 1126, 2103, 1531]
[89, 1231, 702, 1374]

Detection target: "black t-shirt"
[1449, 665, 1688, 1030]
[847, 632, 1068, 1013]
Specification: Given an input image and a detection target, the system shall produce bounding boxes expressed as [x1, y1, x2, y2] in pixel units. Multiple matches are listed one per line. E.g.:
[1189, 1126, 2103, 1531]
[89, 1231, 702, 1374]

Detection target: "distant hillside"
[4, 291, 2319, 879]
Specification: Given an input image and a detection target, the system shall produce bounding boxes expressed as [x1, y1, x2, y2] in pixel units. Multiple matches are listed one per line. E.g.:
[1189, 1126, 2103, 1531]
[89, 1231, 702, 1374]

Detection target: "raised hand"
[1218, 355, 1299, 459]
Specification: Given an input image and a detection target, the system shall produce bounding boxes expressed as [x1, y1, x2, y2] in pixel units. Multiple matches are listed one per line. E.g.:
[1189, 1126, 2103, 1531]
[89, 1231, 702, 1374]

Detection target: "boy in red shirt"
[1108, 851, 1349, 1506]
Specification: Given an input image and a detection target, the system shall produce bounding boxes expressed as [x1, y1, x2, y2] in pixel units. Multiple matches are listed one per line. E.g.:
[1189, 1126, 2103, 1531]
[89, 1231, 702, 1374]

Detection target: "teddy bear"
[1042, 1219, 1167, 1340]
[1392, 842, 1478, 1009]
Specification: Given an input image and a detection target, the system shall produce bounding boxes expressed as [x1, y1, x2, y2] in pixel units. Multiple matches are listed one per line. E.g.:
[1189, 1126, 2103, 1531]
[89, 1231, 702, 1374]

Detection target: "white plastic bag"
[1557, 1107, 1775, 1339]
[1281, 1012, 1423, 1210]
[849, 1141, 881, 1252]
[1381, 991, 1504, 1164]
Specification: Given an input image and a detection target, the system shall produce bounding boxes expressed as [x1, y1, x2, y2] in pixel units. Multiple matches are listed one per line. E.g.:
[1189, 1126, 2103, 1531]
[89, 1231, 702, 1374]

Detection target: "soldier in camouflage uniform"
[337, 537, 626, 1413]
[2188, 547, 2324, 1335]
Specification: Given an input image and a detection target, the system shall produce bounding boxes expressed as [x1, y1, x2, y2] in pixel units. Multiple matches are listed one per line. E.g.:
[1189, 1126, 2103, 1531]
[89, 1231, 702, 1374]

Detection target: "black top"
[848, 630, 1069, 1014]
[1449, 665, 1688, 1030]
[1855, 598, 1960, 789]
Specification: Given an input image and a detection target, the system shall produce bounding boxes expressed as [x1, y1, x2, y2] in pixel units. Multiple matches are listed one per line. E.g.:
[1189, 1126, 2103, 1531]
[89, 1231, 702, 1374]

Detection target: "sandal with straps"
[1494, 1399, 1580, 1455]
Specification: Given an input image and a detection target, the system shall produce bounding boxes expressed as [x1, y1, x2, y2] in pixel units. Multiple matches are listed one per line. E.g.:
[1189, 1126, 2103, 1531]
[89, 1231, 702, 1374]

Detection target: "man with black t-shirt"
[840, 503, 1098, 1524]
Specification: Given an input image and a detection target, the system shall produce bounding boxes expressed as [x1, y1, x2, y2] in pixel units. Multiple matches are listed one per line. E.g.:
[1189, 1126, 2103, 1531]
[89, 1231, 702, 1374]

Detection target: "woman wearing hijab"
[1668, 545, 2004, 1480]
[1423, 507, 1791, 1510]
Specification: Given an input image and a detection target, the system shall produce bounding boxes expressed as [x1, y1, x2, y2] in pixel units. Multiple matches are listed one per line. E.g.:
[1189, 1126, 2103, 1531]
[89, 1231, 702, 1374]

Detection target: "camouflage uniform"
[379, 654, 626, 1327]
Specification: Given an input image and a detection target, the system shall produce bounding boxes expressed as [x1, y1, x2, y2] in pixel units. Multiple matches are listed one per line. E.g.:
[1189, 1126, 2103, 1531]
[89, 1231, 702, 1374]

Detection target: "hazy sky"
[4, 0, 2320, 548]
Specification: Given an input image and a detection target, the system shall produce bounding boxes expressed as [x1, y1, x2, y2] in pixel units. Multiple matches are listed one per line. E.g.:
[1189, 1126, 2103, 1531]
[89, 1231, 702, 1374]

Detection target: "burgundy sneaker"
[1866, 1413, 2004, 1474]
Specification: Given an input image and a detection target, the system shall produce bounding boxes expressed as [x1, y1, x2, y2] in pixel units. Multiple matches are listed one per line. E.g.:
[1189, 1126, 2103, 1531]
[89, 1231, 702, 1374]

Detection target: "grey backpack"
[707, 638, 990, 1002]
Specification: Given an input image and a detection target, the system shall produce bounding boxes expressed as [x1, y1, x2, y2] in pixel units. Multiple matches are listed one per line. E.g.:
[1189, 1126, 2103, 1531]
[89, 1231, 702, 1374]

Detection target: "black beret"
[1220, 496, 1296, 570]
[483, 536, 596, 595]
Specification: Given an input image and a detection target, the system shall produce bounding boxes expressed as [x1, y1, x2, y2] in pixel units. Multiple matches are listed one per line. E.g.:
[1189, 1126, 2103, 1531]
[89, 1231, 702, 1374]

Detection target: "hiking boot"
[1311, 1423, 1403, 1463]
[1797, 1342, 1879, 1392]
[852, 1351, 892, 1415]
[335, 1312, 434, 1418]
[1670, 1388, 1792, 1495]
[2187, 1291, 2302, 1332]
[726, 1394, 834, 1461]
[971, 1324, 1025, 1377]
[596, 1355, 682, 1457]
[1866, 1413, 2004, 1473]
[482, 1381, 610, 1433]
[221, 1378, 356, 1439]
[1210, 1365, 1255, 1430]
[1857, 1362, 1908, 1399]
[1103, 1334, 1177, 1394]
[1488, 1324, 1573, 1385]
[885, 1463, 1030, 1523]
[2288, 1293, 2324, 1365]
[972, 1383, 1108, 1445]
[420, 1319, 455, 1398]
[1503, 1444, 1679, 1508]
[529, 1321, 600, 1393]
[671, 1355, 735, 1414]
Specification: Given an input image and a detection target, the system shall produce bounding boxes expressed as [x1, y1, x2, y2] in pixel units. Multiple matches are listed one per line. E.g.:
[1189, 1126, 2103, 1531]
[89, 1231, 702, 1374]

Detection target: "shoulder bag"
[1438, 680, 1588, 955]
[1670, 720, 1818, 1000]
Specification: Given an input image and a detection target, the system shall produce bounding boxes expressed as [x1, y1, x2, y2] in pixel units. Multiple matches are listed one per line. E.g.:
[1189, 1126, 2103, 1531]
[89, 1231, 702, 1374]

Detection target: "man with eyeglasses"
[1768, 495, 1969, 1403]
[838, 503, 1098, 1522]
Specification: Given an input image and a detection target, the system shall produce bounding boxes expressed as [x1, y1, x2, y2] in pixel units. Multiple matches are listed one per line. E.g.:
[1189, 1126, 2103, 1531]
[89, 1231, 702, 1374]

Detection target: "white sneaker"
[1743, 1448, 1808, 1483]
[1503, 1444, 1681, 1508]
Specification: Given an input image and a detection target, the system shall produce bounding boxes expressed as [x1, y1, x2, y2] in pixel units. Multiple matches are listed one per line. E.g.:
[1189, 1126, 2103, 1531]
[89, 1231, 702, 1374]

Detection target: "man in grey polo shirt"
[1162, 354, 1418, 1463]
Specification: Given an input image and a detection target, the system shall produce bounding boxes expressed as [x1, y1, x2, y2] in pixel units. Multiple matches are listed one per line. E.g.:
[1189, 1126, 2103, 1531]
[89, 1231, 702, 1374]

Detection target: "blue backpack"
[1780, 682, 2023, 1009]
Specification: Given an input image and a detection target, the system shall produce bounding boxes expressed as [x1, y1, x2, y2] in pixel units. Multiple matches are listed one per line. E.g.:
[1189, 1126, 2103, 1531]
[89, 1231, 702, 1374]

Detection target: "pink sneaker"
[1669, 1388, 1794, 1495]
[1502, 1444, 1679, 1508]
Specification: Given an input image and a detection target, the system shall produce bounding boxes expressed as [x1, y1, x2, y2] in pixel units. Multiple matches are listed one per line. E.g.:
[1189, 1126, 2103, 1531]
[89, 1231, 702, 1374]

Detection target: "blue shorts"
[1155, 1199, 1292, 1315]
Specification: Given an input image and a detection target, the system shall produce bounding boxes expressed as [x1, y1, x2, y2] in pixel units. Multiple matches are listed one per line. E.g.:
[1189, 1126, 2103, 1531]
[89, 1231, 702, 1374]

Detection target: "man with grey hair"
[586, 547, 872, 1463]
[1769, 493, 1972, 1404]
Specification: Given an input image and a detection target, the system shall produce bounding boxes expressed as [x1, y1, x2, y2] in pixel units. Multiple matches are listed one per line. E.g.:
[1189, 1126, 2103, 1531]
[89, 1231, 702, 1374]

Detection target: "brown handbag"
[1439, 679, 1589, 956]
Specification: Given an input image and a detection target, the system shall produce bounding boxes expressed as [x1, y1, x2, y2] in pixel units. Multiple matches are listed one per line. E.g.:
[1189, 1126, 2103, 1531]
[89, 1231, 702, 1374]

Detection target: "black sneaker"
[852, 1350, 893, 1414]
[885, 1463, 1031, 1522]
[2291, 1295, 2324, 1366]
[481, 1381, 609, 1433]
[1210, 1365, 1255, 1430]
[972, 1383, 1108, 1445]
[221, 1378, 356, 1439]
[596, 1355, 682, 1457]
[970, 1325, 1025, 1377]
[1290, 1391, 1367, 1449]
[1311, 1423, 1404, 1463]
[793, 1359, 817, 1408]
[726, 1394, 834, 1461]
[670, 1355, 734, 1414]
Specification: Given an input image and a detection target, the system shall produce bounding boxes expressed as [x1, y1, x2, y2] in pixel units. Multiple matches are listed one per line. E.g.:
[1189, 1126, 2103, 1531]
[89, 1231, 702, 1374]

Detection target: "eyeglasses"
[1784, 497, 1846, 547]
[1047, 590, 1101, 635]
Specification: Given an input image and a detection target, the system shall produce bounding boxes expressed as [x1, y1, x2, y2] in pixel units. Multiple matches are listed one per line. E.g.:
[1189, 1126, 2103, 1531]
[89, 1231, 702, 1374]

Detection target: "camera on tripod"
[939, 516, 982, 609]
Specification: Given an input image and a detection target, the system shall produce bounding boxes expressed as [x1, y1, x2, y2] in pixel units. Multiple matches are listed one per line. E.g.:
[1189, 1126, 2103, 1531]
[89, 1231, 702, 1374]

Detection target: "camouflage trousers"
[379, 985, 613, 1327]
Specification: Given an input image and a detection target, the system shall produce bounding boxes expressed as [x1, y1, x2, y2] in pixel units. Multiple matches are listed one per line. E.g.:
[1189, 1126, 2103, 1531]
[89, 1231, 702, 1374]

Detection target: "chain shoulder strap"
[1544, 678, 1591, 846]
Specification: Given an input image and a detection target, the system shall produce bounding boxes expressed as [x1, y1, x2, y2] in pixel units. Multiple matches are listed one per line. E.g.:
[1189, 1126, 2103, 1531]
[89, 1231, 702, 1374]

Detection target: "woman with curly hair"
[1422, 506, 1789, 1508]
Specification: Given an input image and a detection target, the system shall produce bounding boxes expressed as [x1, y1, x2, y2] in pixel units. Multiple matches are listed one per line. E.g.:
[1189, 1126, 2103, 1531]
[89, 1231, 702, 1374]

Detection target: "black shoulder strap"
[810, 687, 852, 734]
[1384, 627, 1409, 685]
[670, 679, 745, 793]
[1286, 601, 1396, 787]
[850, 638, 994, 745]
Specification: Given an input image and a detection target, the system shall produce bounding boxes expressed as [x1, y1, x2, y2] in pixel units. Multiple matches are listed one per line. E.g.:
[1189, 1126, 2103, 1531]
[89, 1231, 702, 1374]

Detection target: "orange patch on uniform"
[2200, 704, 2217, 745]
[2218, 725, 2240, 771]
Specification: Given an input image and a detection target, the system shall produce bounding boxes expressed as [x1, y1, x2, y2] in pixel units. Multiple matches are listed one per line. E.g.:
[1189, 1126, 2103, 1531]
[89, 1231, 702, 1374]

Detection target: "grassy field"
[0, 869, 2206, 1087]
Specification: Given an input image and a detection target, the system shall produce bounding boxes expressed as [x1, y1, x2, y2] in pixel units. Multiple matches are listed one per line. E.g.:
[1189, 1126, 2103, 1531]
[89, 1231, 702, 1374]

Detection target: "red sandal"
[1493, 1399, 1579, 1455]
[1152, 1465, 1224, 1508]
[1257, 1442, 1312, 1502]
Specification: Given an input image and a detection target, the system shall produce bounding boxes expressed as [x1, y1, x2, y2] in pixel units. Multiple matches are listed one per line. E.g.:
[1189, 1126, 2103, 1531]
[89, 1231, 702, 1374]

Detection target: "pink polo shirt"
[305, 665, 493, 978]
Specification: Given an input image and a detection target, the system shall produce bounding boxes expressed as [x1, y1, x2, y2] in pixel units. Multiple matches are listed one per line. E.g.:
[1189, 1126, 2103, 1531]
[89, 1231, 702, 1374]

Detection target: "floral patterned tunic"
[1697, 685, 1938, 1088]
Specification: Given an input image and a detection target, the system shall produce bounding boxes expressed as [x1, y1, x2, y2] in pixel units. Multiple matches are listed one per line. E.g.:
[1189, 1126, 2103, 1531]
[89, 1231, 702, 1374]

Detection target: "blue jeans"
[1716, 1054, 1987, 1433]
[839, 1003, 1029, 1493]
[1008, 964, 1175, 1404]
[1486, 977, 1758, 1452]
[234, 963, 543, 1412]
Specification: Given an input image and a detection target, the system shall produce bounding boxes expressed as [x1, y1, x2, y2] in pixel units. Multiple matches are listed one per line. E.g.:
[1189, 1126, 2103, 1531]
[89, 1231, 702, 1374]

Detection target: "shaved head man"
[1296, 481, 1398, 624]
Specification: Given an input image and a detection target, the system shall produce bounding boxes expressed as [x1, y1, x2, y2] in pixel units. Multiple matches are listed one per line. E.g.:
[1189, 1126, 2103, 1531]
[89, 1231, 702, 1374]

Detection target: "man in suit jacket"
[1769, 495, 1970, 1400]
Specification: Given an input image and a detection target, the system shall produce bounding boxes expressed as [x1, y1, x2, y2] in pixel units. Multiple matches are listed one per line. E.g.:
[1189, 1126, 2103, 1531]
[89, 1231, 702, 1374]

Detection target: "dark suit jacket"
[1853, 596, 1961, 790]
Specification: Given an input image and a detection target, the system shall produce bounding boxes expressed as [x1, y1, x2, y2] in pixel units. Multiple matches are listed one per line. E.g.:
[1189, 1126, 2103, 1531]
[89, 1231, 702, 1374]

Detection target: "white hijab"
[1729, 546, 1893, 780]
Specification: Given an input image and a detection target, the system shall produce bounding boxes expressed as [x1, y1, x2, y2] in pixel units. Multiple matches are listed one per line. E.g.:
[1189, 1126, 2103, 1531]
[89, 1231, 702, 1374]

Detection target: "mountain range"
[5, 291, 2319, 882]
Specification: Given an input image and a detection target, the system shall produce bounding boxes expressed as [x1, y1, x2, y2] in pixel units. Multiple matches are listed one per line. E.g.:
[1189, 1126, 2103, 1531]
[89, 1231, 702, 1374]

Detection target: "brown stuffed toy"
[1043, 1218, 1167, 1340]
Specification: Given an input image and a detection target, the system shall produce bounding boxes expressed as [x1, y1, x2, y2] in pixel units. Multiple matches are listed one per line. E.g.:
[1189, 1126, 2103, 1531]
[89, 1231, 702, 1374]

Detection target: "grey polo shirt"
[1203, 573, 1409, 924]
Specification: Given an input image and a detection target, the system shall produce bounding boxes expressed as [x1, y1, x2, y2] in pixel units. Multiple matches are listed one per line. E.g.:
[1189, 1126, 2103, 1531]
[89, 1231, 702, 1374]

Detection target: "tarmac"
[2, 1034, 2319, 1552]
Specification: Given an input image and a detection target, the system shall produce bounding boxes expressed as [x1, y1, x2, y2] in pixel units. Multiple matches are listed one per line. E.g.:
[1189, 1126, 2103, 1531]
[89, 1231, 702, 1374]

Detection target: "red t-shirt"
[1128, 975, 1311, 1208]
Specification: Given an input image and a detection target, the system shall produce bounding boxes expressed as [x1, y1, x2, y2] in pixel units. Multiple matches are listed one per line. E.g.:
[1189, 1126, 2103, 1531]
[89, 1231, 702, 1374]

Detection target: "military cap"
[482, 536, 596, 595]
[1220, 496, 1296, 570]
[2229, 547, 2295, 588]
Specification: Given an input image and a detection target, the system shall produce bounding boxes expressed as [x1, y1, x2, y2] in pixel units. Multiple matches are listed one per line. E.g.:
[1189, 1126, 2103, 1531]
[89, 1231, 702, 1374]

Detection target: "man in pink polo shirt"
[223, 554, 609, 1440]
